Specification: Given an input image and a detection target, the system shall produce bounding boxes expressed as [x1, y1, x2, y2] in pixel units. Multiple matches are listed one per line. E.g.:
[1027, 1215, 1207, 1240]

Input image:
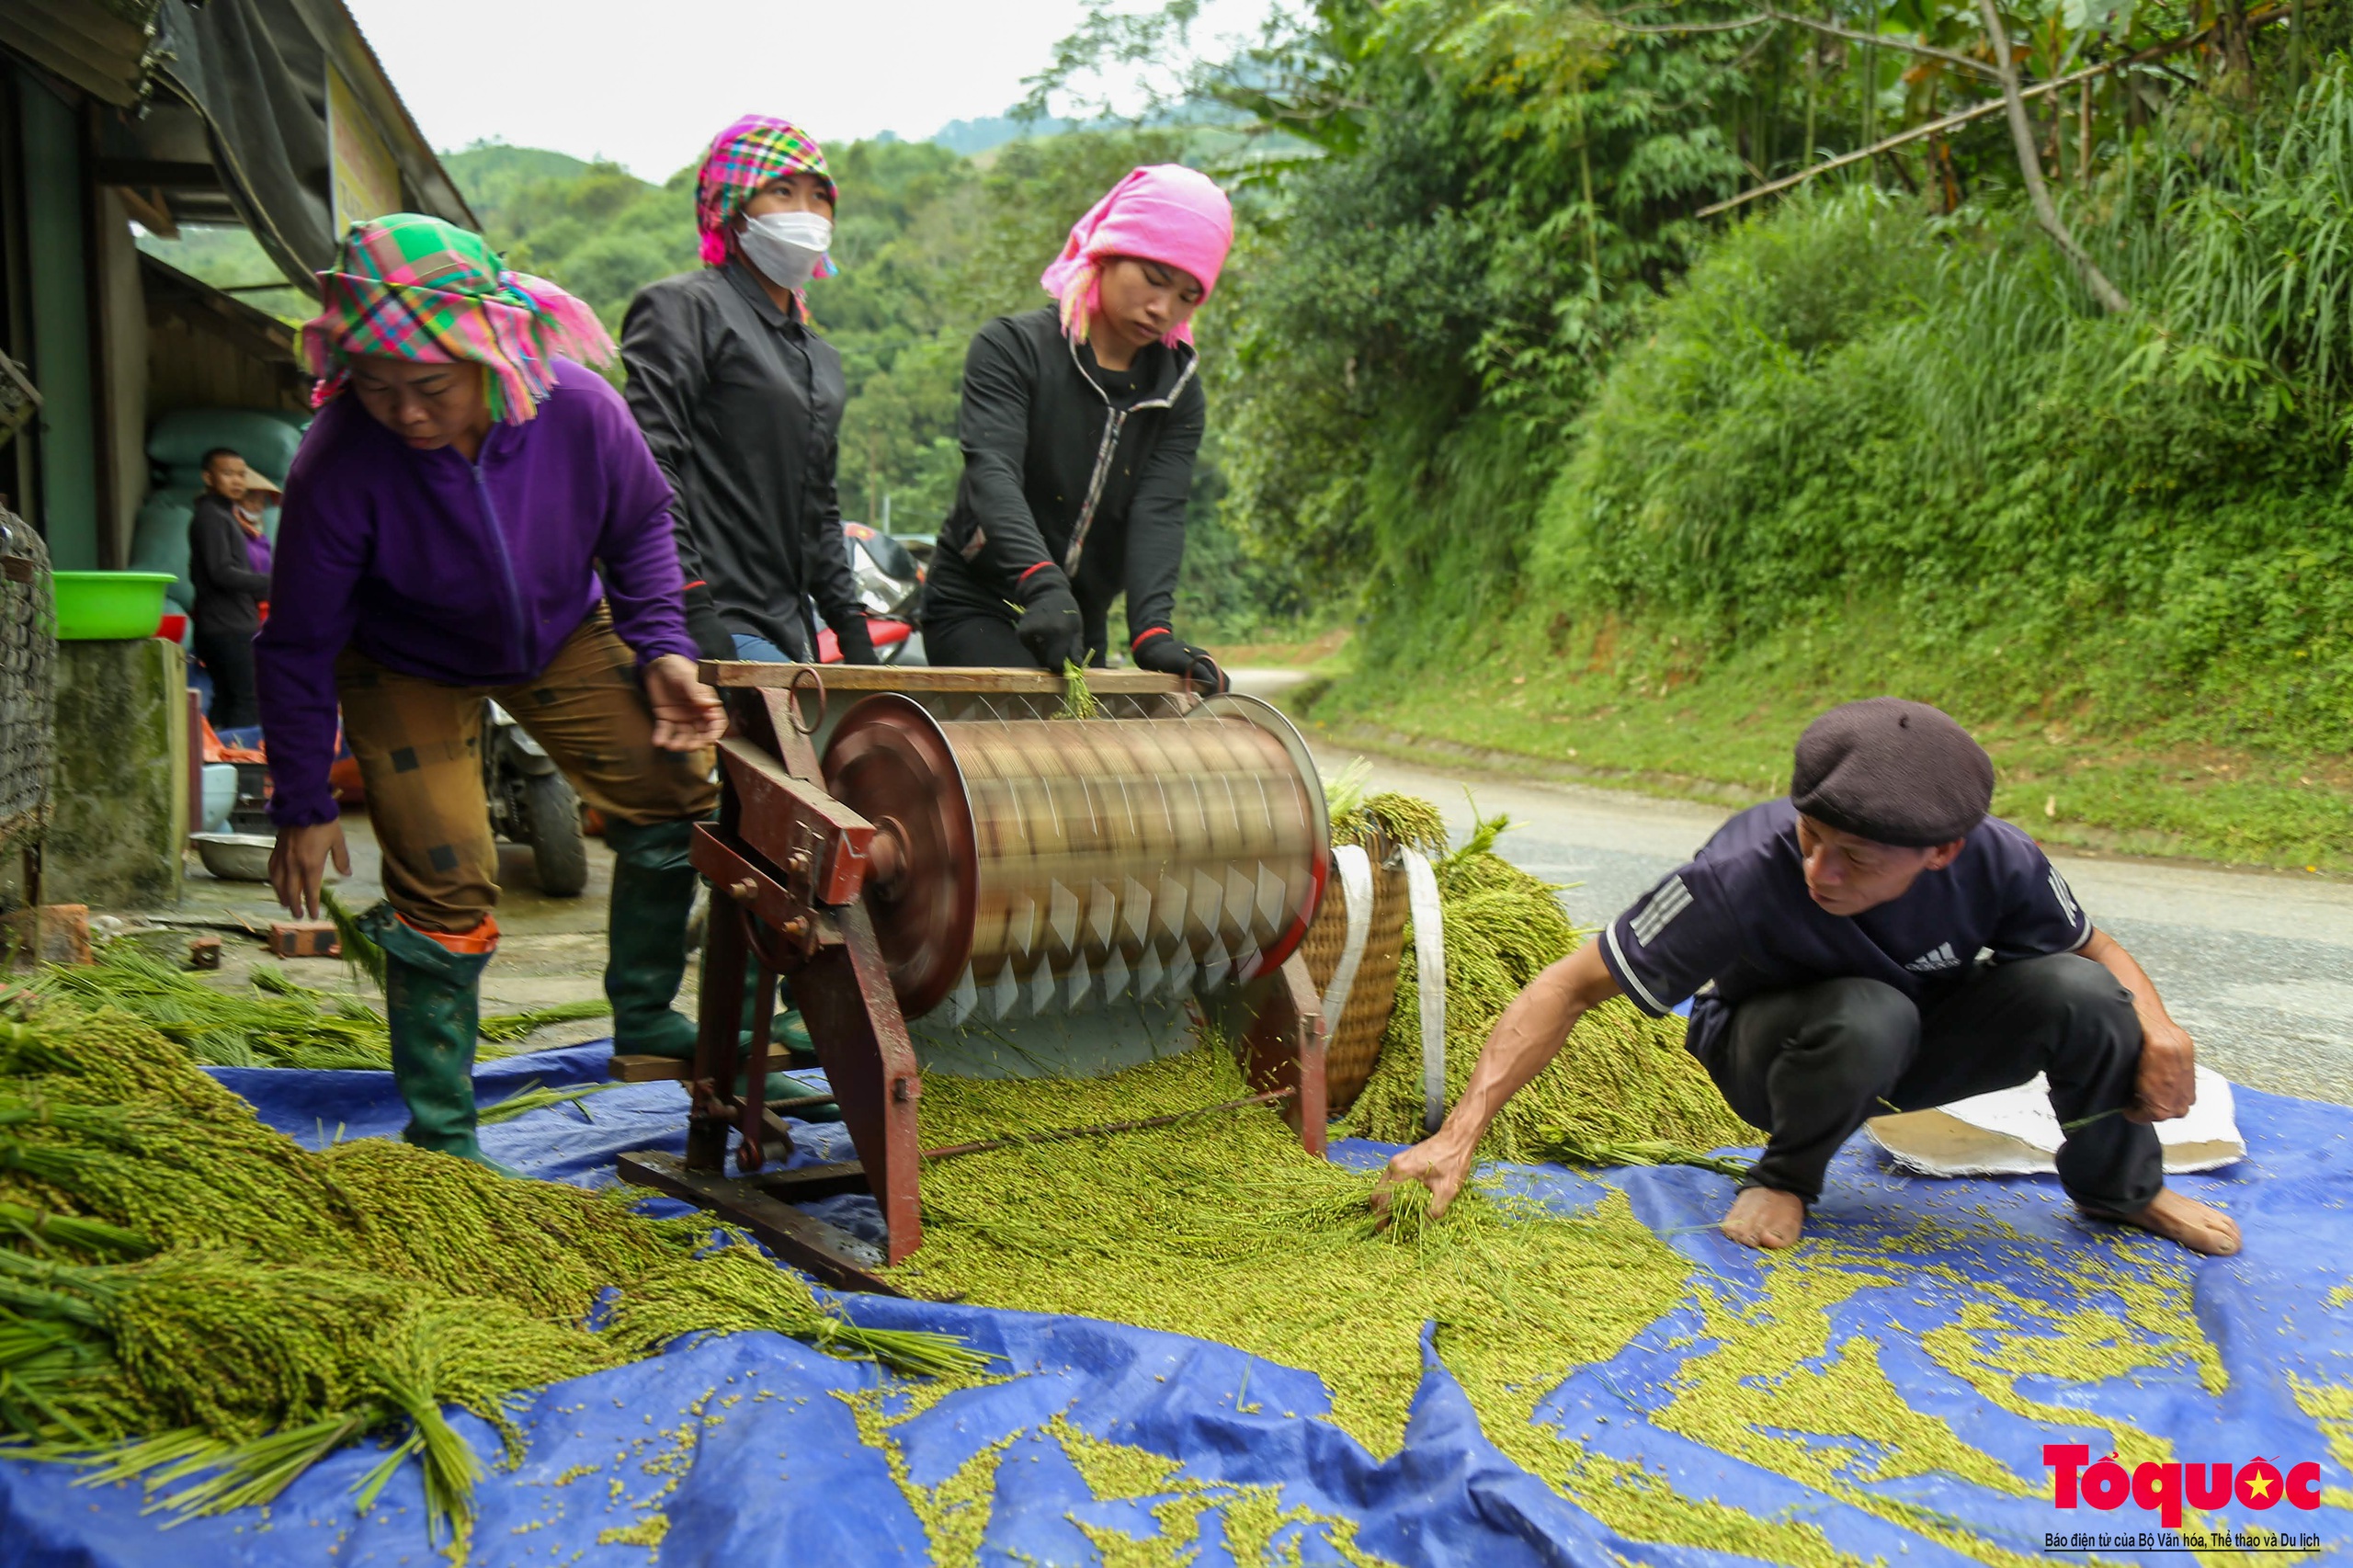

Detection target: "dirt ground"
[165, 811, 651, 1051]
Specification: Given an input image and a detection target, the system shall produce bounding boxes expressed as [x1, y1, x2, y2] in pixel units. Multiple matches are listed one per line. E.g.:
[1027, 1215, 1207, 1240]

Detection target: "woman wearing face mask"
[256, 215, 727, 1166]
[620, 115, 876, 669]
[921, 165, 1233, 691]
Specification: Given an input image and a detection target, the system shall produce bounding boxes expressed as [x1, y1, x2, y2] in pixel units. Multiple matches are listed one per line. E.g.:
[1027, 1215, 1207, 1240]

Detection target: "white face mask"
[739, 210, 833, 290]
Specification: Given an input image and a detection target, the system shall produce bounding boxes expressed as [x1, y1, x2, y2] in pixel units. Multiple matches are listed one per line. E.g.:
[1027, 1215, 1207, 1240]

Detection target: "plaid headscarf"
[695, 115, 840, 280]
[301, 214, 613, 425]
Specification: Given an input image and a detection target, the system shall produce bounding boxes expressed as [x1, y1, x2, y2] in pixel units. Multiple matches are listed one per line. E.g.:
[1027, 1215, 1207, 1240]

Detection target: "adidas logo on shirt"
[1631, 876, 1692, 947]
[2048, 867, 2081, 925]
[1905, 941, 1961, 973]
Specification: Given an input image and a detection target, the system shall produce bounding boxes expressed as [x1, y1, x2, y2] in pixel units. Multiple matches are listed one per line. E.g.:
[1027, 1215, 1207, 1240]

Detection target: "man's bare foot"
[2079, 1187, 2241, 1256]
[1722, 1186, 1807, 1250]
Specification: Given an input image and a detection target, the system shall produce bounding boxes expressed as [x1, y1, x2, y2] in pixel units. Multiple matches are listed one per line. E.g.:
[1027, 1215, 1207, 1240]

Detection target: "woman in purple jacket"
[258, 215, 726, 1166]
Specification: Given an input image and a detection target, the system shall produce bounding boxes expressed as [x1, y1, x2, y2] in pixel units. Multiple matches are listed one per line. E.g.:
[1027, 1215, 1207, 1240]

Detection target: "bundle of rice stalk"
[30, 940, 608, 1069]
[1339, 812, 1760, 1173]
[1059, 658, 1103, 720]
[0, 998, 986, 1554]
[1327, 778, 1448, 857]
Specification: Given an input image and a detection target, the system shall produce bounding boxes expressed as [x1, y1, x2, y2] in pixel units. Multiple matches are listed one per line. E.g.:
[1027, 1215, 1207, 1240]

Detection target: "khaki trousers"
[335, 608, 717, 932]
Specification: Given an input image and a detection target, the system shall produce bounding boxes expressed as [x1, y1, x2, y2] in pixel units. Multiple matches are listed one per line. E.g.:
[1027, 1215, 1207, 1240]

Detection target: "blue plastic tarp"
[5, 1041, 2349, 1567]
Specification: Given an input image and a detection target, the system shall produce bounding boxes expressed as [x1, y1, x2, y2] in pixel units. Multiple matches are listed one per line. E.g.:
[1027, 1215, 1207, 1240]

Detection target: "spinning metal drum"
[620, 663, 1336, 1284]
[823, 692, 1331, 1026]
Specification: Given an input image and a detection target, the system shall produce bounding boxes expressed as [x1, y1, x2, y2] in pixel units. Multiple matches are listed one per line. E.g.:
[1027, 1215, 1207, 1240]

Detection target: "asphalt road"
[1235, 672, 2353, 1108]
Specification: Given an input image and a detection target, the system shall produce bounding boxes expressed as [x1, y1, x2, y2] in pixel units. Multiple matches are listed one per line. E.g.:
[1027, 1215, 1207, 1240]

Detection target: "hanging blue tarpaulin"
[4, 1040, 2349, 1568]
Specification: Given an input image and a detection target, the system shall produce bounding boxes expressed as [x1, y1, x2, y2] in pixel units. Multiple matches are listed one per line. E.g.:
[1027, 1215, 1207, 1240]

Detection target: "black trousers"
[192, 623, 259, 730]
[1697, 952, 2164, 1211]
[924, 605, 1113, 671]
[923, 609, 1035, 669]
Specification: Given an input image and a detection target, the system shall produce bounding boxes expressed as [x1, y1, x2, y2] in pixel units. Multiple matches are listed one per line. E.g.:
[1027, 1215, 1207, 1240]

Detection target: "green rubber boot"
[604, 821, 831, 1112]
[756, 971, 837, 1120]
[363, 905, 503, 1168]
[603, 819, 702, 1060]
[749, 968, 817, 1062]
[604, 819, 816, 1073]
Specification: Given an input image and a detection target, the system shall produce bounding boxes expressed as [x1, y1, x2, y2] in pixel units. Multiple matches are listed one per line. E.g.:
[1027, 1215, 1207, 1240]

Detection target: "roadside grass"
[1206, 627, 1356, 670]
[1292, 636, 2353, 877]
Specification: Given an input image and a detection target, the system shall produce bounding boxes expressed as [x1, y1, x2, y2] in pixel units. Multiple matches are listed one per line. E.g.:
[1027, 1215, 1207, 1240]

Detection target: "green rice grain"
[0, 994, 983, 1557]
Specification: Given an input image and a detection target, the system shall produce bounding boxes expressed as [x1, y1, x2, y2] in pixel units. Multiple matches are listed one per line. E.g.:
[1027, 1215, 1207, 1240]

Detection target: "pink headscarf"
[1040, 165, 1233, 347]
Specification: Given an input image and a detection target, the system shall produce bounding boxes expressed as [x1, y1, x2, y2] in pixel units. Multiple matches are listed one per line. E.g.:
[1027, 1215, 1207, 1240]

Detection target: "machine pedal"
[607, 1054, 690, 1082]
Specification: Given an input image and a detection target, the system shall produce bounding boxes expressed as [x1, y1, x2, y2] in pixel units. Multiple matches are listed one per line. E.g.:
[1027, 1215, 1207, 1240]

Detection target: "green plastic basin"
[51, 571, 180, 641]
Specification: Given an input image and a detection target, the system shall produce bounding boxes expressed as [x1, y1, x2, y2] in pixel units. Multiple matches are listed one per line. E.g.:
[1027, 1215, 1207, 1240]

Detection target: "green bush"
[1431, 66, 2353, 767]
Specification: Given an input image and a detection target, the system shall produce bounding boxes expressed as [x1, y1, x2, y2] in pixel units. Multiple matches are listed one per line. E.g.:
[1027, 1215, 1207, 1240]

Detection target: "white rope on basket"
[1320, 844, 1374, 1029]
[1400, 847, 1447, 1133]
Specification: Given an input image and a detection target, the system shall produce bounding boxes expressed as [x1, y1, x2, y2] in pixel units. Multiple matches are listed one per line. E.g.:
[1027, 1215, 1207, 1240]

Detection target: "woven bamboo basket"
[1302, 833, 1410, 1115]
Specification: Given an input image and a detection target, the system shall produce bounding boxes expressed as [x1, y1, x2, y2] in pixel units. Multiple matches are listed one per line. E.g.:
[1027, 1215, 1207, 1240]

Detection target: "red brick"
[267, 921, 341, 959]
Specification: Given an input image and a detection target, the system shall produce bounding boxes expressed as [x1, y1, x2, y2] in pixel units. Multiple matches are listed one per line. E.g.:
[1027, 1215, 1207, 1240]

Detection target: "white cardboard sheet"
[1865, 1064, 2245, 1176]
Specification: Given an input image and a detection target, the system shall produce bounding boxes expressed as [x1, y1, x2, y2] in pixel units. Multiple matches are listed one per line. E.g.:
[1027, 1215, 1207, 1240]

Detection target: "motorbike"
[483, 700, 589, 897]
[815, 521, 927, 664]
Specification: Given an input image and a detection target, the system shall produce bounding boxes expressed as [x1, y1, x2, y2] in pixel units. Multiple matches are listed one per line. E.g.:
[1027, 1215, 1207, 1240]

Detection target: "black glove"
[832, 616, 881, 665]
[1014, 573, 1086, 672]
[680, 582, 737, 665]
[1132, 631, 1227, 692]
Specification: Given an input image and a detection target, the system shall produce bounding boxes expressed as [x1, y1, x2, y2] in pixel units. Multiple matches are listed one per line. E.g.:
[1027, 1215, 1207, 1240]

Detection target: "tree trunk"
[1803, 17, 1819, 167]
[1974, 0, 2132, 313]
[2220, 0, 2254, 80]
[2077, 76, 2091, 186]
[1579, 132, 1600, 299]
[1863, 0, 1881, 182]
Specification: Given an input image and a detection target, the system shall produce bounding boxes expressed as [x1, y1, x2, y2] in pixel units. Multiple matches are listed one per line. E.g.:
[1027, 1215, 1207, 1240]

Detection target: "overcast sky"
[347, 0, 1271, 179]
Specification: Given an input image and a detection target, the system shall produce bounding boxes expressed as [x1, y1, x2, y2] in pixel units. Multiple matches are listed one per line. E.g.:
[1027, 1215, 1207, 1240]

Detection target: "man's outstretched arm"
[2077, 926, 2197, 1122]
[1381, 940, 1625, 1216]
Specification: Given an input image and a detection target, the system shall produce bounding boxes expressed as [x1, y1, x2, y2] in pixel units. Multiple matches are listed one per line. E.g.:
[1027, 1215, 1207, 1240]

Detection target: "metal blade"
[1168, 945, 1198, 998]
[1122, 877, 1154, 945]
[1225, 867, 1255, 939]
[1157, 873, 1189, 941]
[1200, 934, 1231, 994]
[1088, 881, 1118, 950]
[1191, 869, 1223, 940]
[1256, 862, 1286, 935]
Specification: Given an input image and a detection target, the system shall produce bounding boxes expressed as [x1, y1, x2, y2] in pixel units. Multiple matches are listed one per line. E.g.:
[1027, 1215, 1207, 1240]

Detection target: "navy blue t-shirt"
[1597, 798, 2092, 1062]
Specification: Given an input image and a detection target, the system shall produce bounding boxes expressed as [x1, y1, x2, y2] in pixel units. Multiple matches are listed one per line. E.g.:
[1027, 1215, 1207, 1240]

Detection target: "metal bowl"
[190, 833, 277, 882]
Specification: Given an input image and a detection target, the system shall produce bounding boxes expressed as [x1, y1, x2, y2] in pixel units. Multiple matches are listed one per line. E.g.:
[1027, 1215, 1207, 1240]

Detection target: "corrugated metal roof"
[0, 0, 163, 107]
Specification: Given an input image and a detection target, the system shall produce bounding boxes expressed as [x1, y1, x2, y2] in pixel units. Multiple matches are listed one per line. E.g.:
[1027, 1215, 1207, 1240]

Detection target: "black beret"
[1790, 698, 1994, 847]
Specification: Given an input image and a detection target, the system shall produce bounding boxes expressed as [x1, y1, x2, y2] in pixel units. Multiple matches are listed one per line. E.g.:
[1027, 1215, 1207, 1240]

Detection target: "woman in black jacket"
[923, 165, 1234, 688]
[187, 446, 273, 728]
[620, 115, 876, 667]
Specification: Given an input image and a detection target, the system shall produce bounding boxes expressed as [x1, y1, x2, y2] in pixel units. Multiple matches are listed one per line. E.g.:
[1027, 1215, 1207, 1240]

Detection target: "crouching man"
[1384, 698, 2240, 1256]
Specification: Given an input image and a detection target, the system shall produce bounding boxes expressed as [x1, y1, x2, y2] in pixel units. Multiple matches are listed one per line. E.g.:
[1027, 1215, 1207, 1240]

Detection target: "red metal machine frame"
[618, 665, 1328, 1295]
